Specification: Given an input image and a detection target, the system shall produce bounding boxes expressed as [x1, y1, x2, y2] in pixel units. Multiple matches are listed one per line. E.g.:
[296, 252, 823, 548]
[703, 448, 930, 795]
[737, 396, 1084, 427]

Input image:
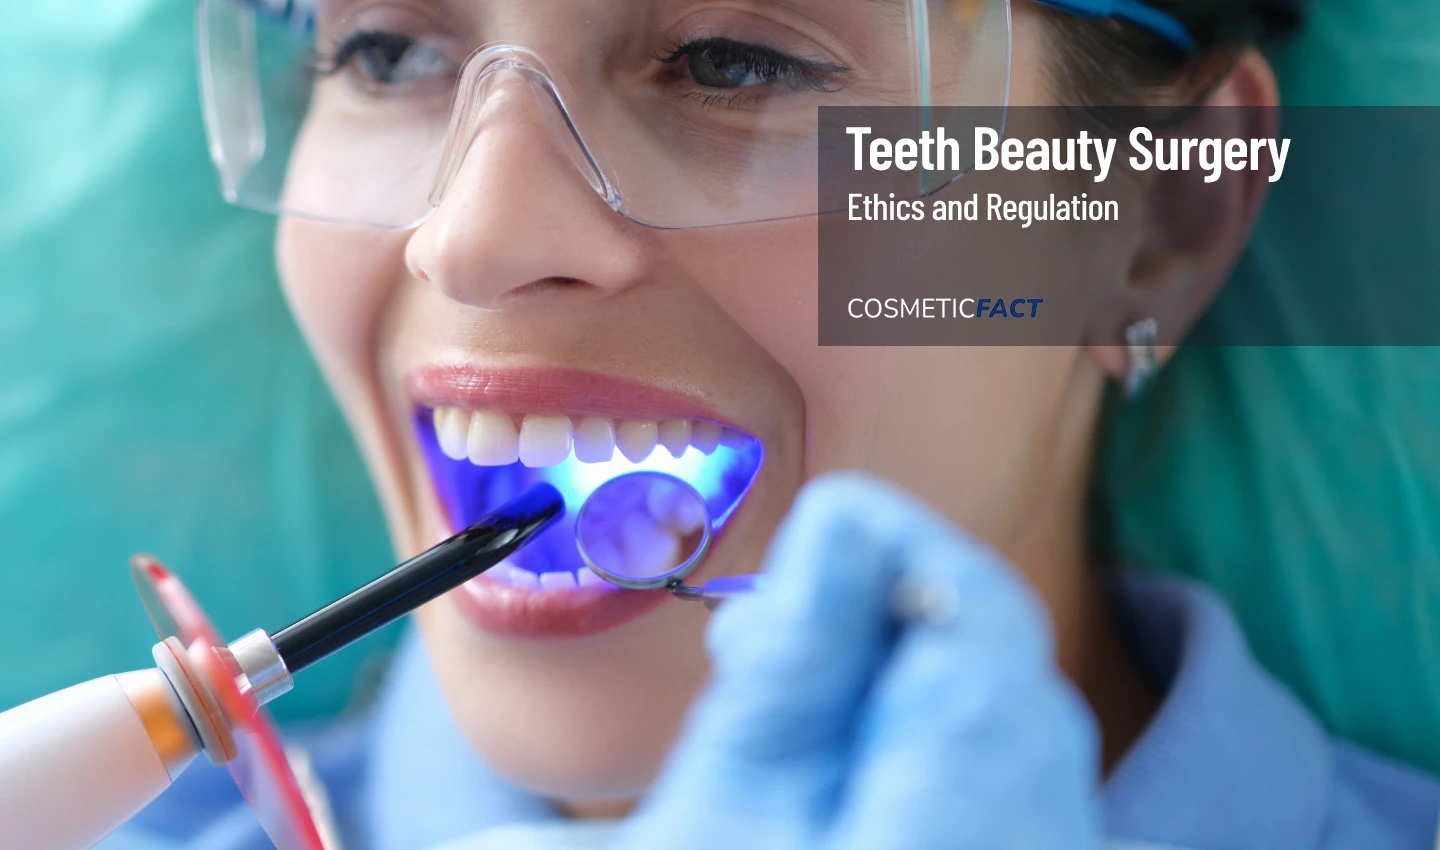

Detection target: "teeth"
[482, 566, 608, 592]
[492, 564, 540, 591]
[432, 407, 747, 467]
[519, 415, 574, 468]
[616, 420, 659, 462]
[658, 420, 692, 458]
[467, 409, 520, 466]
[574, 417, 617, 463]
[647, 482, 707, 536]
[719, 427, 749, 450]
[620, 513, 682, 577]
[690, 421, 721, 454]
[582, 539, 623, 578]
[539, 570, 579, 591]
[436, 408, 471, 461]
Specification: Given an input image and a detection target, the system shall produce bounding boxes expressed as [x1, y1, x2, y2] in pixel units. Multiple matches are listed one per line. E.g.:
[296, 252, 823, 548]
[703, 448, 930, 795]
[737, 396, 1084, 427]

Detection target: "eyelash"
[656, 37, 848, 105]
[311, 30, 849, 107]
[312, 30, 408, 78]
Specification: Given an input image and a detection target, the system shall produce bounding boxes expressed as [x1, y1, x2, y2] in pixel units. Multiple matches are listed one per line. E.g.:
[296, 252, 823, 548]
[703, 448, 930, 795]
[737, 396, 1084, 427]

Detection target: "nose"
[405, 72, 646, 310]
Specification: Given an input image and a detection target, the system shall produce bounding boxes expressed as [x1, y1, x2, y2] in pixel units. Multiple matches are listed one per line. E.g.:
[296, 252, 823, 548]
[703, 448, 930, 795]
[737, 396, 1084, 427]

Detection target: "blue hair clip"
[1038, 0, 1197, 53]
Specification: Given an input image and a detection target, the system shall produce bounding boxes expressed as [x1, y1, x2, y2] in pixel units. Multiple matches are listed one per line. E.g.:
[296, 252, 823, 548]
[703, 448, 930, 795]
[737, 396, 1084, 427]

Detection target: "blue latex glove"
[619, 471, 1102, 850]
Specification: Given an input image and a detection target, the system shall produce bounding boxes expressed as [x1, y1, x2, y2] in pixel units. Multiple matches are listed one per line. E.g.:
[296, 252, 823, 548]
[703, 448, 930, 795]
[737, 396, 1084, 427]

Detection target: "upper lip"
[405, 362, 732, 424]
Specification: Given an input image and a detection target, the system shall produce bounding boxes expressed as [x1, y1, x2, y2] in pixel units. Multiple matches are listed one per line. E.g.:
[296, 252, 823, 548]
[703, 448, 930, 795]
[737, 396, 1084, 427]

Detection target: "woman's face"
[278, 1, 1131, 803]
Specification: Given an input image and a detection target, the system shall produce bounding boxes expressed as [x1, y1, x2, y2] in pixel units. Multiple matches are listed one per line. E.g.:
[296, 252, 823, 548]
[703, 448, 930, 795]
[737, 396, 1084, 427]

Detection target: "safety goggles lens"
[198, 0, 1011, 230]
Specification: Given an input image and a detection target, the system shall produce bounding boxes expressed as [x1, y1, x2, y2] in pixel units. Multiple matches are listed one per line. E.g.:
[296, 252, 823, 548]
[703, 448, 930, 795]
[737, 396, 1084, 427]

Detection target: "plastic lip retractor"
[575, 471, 763, 609]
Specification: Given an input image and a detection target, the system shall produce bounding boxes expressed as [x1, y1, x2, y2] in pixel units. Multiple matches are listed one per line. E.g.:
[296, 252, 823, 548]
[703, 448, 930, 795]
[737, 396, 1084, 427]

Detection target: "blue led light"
[414, 409, 763, 576]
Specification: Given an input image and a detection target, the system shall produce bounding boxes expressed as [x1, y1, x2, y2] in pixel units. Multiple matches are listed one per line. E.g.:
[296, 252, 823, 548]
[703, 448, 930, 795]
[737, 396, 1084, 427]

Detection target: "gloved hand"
[619, 471, 1102, 850]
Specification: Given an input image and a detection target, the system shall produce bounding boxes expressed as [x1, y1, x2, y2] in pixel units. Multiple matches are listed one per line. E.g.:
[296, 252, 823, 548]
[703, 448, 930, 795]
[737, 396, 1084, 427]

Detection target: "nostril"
[511, 276, 588, 298]
[407, 248, 433, 282]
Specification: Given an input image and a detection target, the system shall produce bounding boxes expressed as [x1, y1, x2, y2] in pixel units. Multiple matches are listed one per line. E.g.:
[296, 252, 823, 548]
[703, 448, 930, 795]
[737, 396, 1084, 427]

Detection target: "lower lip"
[447, 572, 670, 638]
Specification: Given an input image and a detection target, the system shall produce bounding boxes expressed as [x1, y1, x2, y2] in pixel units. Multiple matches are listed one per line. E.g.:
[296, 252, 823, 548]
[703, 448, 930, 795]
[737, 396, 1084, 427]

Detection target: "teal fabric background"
[1096, 2, 1440, 773]
[0, 1, 394, 719]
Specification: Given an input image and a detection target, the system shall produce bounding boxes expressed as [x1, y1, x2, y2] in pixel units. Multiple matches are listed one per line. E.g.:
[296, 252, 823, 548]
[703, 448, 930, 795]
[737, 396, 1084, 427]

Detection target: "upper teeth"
[433, 408, 739, 468]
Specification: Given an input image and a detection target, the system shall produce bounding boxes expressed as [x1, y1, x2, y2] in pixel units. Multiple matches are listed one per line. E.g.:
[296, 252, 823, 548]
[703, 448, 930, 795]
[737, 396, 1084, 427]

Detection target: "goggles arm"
[1035, 0, 1197, 52]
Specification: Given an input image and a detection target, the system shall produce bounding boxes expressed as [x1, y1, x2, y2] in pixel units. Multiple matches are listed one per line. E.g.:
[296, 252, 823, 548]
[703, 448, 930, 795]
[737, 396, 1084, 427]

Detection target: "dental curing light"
[0, 484, 563, 850]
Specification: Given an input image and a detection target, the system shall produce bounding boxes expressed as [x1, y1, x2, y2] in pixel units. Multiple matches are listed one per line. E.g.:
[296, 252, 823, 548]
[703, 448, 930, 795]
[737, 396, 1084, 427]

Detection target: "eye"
[323, 30, 458, 86]
[659, 37, 845, 92]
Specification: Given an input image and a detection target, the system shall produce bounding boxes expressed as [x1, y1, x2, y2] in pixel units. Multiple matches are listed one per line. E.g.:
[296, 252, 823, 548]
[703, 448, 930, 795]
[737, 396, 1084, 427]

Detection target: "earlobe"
[1087, 319, 1175, 397]
[1086, 48, 1280, 385]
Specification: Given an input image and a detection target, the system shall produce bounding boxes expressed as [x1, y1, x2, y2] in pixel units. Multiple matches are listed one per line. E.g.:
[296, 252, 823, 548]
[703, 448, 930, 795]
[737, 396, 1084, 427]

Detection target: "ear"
[1089, 48, 1280, 382]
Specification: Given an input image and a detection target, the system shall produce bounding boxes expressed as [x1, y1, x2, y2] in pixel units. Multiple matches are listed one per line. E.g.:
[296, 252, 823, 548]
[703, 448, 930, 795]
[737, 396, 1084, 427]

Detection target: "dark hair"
[1043, 1, 1303, 106]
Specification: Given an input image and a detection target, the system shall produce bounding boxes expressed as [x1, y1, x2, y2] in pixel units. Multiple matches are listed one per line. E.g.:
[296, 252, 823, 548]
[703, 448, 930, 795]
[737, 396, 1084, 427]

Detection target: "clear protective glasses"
[198, 0, 1013, 230]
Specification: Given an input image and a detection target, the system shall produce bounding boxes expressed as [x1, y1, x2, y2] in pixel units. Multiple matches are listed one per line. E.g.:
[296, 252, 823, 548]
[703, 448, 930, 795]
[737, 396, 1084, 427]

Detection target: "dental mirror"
[575, 471, 961, 620]
[576, 471, 711, 589]
[576, 471, 765, 606]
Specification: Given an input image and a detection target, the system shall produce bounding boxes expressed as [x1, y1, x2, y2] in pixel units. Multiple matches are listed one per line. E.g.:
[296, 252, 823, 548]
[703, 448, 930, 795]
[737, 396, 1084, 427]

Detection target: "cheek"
[661, 206, 1082, 542]
[808, 348, 1075, 527]
[668, 220, 821, 378]
[276, 220, 407, 393]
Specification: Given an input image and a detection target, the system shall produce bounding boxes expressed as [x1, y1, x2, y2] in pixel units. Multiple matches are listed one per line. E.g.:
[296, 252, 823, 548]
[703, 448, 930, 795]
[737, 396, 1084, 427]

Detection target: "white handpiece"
[0, 640, 214, 850]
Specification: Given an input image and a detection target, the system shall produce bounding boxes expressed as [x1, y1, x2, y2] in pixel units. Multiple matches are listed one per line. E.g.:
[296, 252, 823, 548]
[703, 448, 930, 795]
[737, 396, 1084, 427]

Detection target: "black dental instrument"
[272, 482, 564, 673]
[0, 483, 563, 850]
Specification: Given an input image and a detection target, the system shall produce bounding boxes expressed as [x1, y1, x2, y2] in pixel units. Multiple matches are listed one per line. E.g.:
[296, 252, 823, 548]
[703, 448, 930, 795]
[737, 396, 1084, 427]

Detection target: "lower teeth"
[481, 563, 609, 591]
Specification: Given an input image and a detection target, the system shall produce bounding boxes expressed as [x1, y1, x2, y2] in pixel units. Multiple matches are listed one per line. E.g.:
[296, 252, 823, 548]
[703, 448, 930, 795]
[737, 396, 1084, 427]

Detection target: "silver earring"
[1124, 318, 1159, 399]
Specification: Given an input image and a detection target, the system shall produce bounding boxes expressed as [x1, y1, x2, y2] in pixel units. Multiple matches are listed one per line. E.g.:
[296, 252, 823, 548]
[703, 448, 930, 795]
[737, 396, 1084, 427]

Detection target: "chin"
[408, 465, 796, 800]
[414, 564, 714, 801]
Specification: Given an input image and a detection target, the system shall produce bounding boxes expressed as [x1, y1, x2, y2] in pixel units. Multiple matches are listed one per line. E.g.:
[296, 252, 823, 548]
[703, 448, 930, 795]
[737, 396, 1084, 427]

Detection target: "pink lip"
[407, 362, 739, 639]
[449, 576, 670, 639]
[406, 363, 726, 423]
